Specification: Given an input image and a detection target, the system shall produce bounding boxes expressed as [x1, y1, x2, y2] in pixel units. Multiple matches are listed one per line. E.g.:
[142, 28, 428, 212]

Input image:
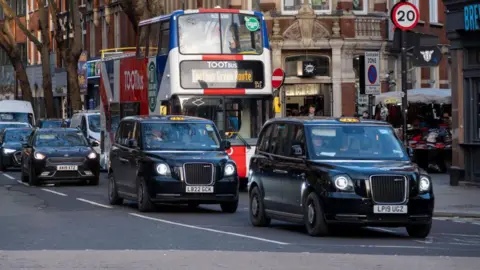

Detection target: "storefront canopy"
[374, 88, 451, 105]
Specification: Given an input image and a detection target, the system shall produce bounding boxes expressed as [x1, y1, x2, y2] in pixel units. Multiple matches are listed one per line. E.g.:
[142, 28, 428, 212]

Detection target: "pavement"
[0, 170, 479, 269]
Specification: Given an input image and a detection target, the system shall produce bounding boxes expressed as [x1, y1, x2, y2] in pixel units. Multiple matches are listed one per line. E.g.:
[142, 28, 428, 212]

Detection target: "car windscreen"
[142, 122, 221, 151]
[0, 123, 30, 131]
[0, 113, 34, 125]
[88, 114, 100, 133]
[35, 132, 89, 147]
[306, 125, 408, 161]
[40, 120, 63, 128]
[4, 129, 31, 142]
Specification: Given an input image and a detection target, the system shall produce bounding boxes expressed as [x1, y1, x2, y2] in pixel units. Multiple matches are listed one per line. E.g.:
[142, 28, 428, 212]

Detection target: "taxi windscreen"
[35, 132, 89, 147]
[4, 129, 31, 142]
[142, 123, 221, 151]
[306, 126, 407, 160]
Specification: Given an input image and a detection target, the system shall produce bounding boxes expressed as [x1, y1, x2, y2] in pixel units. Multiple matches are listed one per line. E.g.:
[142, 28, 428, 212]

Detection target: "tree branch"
[0, 0, 43, 49]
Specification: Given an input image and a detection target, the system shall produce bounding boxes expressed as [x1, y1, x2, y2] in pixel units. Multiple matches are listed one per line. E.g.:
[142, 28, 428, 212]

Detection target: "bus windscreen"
[178, 13, 263, 55]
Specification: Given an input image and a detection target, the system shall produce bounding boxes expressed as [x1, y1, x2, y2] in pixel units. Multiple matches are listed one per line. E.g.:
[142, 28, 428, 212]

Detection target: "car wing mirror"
[91, 140, 100, 147]
[222, 140, 231, 150]
[291, 144, 305, 158]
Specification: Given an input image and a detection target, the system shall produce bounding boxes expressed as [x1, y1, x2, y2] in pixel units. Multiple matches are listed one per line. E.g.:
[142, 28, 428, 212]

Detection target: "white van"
[0, 100, 35, 126]
[69, 111, 104, 168]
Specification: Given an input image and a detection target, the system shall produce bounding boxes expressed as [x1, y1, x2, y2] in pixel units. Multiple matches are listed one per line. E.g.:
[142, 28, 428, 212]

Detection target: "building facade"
[443, 0, 480, 184]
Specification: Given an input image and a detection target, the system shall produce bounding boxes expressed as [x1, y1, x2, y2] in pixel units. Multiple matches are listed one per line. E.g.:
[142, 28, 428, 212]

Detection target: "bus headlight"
[156, 163, 171, 176]
[224, 164, 236, 176]
[419, 176, 431, 192]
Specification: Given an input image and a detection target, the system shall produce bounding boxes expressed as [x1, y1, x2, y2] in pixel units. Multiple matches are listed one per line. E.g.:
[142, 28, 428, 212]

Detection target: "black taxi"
[248, 117, 434, 238]
[107, 115, 239, 213]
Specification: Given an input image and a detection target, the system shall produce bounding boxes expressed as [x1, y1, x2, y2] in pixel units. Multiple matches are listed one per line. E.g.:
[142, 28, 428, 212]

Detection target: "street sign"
[364, 51, 381, 95]
[391, 1, 419, 31]
[271, 68, 285, 89]
[412, 46, 443, 67]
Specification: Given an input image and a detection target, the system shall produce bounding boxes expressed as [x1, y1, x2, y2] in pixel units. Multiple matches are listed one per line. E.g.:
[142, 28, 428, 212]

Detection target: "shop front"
[284, 84, 332, 116]
[443, 0, 480, 184]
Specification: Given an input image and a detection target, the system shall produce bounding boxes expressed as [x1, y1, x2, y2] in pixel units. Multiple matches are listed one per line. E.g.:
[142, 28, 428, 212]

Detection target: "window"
[429, 0, 438, 23]
[269, 123, 292, 156]
[178, 13, 263, 55]
[282, 0, 332, 14]
[0, 50, 8, 66]
[353, 0, 368, 14]
[147, 23, 160, 57]
[258, 124, 273, 152]
[17, 43, 27, 65]
[136, 26, 148, 58]
[118, 121, 135, 146]
[16, 0, 26, 16]
[159, 21, 169, 55]
[284, 55, 330, 77]
[289, 124, 306, 157]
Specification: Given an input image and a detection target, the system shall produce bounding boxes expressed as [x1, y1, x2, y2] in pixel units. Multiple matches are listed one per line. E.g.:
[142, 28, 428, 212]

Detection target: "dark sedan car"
[20, 128, 100, 186]
[248, 117, 434, 238]
[38, 119, 67, 128]
[0, 128, 33, 170]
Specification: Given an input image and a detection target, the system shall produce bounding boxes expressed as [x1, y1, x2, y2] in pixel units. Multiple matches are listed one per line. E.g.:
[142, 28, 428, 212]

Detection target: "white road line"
[76, 198, 113, 209]
[16, 180, 29, 186]
[2, 173, 15, 180]
[130, 213, 289, 245]
[41, 188, 67, 197]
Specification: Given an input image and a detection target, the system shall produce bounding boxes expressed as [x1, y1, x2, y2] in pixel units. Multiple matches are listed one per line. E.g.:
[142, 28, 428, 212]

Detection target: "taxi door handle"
[273, 169, 288, 174]
[119, 157, 129, 163]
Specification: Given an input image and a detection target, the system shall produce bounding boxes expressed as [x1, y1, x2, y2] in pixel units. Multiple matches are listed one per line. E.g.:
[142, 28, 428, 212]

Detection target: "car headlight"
[156, 163, 171, 176]
[34, 152, 46, 160]
[224, 164, 236, 176]
[87, 152, 97, 159]
[333, 175, 354, 191]
[419, 176, 431, 192]
[3, 148, 15, 154]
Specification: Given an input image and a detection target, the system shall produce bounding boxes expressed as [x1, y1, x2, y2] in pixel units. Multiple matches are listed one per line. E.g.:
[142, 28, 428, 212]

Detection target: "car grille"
[54, 171, 80, 178]
[47, 157, 85, 164]
[13, 151, 22, 165]
[370, 175, 407, 204]
[184, 163, 214, 185]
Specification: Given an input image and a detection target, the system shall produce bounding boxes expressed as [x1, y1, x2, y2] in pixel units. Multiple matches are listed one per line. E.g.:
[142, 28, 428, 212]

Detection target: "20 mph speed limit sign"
[391, 1, 419, 31]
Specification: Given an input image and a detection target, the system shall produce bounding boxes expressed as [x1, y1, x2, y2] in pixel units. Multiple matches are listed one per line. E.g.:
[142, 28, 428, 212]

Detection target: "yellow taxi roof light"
[338, 117, 360, 123]
[170, 116, 185, 121]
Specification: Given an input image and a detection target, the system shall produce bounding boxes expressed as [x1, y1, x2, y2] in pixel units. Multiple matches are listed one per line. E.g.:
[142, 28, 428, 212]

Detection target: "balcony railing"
[355, 16, 385, 40]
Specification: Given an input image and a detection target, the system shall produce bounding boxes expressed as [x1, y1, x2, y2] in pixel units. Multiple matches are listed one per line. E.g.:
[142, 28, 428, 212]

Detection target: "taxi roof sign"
[338, 117, 360, 123]
[169, 116, 185, 121]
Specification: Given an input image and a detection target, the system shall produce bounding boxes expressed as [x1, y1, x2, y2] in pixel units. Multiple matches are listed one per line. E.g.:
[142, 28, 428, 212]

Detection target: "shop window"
[285, 55, 330, 77]
[466, 48, 480, 67]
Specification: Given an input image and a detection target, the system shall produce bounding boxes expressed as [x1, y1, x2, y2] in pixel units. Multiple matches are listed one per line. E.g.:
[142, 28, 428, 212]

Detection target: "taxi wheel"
[304, 192, 329, 236]
[137, 177, 153, 212]
[220, 199, 238, 213]
[249, 186, 271, 227]
[108, 174, 123, 205]
[406, 223, 432, 239]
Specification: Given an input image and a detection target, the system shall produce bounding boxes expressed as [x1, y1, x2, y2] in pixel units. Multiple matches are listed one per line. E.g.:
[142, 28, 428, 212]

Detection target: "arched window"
[284, 55, 330, 77]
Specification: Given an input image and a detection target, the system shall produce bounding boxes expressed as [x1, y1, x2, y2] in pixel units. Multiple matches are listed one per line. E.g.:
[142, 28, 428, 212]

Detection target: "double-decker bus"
[99, 7, 272, 187]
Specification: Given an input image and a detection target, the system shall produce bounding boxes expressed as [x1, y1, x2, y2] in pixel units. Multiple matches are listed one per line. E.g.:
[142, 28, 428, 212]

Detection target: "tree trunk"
[40, 48, 55, 118]
[11, 55, 33, 103]
[65, 55, 82, 111]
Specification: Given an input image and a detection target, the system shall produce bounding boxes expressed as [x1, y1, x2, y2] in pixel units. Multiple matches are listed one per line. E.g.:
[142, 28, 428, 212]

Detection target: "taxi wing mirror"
[128, 139, 138, 148]
[222, 140, 231, 150]
[291, 144, 304, 157]
[91, 140, 100, 147]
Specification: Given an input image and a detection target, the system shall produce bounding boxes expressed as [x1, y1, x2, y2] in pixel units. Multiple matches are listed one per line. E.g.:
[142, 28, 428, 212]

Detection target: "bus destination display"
[180, 60, 264, 89]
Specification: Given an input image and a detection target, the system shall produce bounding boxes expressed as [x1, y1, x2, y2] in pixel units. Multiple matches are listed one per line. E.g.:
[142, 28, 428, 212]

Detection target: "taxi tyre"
[249, 186, 271, 226]
[304, 192, 329, 236]
[406, 223, 432, 239]
[137, 176, 153, 212]
[108, 174, 123, 205]
[220, 199, 239, 213]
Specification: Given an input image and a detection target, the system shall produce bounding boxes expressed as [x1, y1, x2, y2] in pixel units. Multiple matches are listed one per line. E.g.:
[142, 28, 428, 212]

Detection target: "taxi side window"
[270, 123, 291, 156]
[119, 121, 135, 147]
[290, 124, 306, 157]
[115, 122, 123, 145]
[258, 124, 272, 152]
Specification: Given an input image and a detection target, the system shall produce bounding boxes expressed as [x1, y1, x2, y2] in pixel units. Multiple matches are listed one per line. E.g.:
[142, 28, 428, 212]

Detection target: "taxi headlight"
[156, 163, 171, 176]
[419, 176, 431, 192]
[3, 148, 15, 154]
[333, 175, 354, 191]
[87, 152, 97, 159]
[224, 164, 236, 176]
[34, 152, 46, 160]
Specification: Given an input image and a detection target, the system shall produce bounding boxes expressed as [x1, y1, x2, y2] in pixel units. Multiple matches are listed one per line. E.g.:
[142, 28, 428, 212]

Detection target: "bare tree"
[0, 0, 56, 117]
[118, 0, 164, 32]
[48, 0, 82, 111]
[0, 18, 33, 103]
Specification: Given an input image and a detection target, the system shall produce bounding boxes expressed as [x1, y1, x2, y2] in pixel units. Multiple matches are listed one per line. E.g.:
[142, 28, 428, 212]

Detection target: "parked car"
[0, 127, 33, 171]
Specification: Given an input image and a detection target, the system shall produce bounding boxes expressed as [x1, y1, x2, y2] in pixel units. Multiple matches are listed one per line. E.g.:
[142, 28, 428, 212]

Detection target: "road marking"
[41, 188, 67, 197]
[76, 198, 113, 209]
[16, 180, 29, 186]
[2, 173, 15, 180]
[130, 213, 289, 245]
[439, 233, 480, 238]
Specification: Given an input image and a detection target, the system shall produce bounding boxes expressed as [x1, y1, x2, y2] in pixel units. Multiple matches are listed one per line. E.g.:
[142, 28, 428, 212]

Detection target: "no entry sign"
[391, 1, 419, 31]
[271, 68, 285, 89]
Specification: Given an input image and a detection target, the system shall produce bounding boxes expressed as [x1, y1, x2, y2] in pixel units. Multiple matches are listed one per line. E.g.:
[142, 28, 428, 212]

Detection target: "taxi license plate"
[186, 186, 214, 193]
[374, 205, 407, 214]
[57, 165, 78, 171]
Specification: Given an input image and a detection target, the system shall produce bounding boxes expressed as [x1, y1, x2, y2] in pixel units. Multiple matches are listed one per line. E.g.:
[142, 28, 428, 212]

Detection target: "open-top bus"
[99, 7, 272, 186]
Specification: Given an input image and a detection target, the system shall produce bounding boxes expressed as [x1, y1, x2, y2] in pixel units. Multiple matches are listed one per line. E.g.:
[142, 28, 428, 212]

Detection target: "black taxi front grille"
[370, 175, 407, 203]
[184, 163, 214, 185]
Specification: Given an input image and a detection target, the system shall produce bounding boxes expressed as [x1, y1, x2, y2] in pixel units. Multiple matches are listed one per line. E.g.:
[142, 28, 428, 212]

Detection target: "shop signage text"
[464, 4, 480, 31]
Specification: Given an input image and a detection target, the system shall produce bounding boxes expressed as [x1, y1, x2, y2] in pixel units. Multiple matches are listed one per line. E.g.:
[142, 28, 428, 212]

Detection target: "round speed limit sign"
[391, 1, 419, 31]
